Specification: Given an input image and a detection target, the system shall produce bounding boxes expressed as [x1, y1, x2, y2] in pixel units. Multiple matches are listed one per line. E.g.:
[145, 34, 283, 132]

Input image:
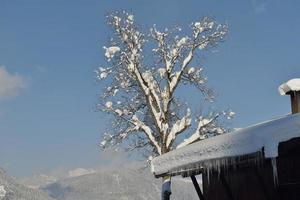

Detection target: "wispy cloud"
[0, 66, 26, 99]
[251, 0, 268, 14]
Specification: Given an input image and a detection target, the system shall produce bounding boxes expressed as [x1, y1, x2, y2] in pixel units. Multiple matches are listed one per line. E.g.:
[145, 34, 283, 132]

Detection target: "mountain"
[0, 168, 54, 200]
[18, 174, 58, 189]
[41, 163, 200, 200]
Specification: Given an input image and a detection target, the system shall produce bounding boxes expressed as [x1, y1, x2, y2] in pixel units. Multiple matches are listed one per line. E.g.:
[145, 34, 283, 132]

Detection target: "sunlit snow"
[99, 12, 229, 157]
[278, 78, 300, 95]
[103, 46, 120, 61]
[105, 101, 113, 109]
[0, 186, 6, 199]
[152, 113, 300, 178]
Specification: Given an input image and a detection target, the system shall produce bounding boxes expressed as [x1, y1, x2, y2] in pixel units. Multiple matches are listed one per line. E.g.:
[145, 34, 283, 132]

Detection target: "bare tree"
[96, 11, 234, 199]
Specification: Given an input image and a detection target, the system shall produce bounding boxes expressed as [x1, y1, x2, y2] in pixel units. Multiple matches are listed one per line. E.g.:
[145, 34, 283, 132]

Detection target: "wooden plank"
[254, 168, 272, 200]
[191, 175, 205, 200]
[220, 173, 234, 200]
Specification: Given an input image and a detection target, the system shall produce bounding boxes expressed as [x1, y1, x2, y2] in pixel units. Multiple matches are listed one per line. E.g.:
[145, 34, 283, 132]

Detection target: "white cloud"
[0, 66, 26, 99]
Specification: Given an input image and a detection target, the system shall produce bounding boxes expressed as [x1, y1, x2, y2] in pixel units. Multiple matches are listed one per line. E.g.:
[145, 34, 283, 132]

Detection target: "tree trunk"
[161, 176, 171, 200]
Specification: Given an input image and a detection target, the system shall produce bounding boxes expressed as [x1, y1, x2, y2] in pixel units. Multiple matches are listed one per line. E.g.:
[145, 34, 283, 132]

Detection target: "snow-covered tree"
[96, 11, 233, 199]
[0, 185, 6, 199]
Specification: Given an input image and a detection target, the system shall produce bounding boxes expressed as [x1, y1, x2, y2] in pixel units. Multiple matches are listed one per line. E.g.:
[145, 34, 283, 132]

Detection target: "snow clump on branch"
[97, 11, 232, 157]
[103, 46, 120, 61]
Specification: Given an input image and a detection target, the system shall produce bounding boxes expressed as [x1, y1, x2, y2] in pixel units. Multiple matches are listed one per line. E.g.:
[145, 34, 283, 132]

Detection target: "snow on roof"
[151, 113, 300, 177]
[278, 78, 300, 95]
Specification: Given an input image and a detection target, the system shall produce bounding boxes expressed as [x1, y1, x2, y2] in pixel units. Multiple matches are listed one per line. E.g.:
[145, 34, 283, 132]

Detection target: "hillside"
[40, 163, 200, 200]
[0, 168, 54, 200]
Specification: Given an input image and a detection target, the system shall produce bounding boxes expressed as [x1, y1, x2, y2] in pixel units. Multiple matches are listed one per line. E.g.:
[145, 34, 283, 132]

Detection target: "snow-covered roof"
[278, 78, 300, 95]
[151, 113, 300, 177]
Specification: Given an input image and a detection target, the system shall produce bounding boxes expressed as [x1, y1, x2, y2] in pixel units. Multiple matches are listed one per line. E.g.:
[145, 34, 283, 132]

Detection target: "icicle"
[216, 160, 221, 176]
[206, 167, 210, 185]
[271, 157, 278, 185]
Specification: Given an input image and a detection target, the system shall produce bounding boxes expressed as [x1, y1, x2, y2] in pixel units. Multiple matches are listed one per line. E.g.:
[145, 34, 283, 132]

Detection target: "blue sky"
[0, 0, 300, 177]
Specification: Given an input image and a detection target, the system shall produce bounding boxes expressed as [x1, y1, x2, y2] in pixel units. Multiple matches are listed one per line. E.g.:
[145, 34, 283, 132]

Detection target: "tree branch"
[176, 114, 220, 149]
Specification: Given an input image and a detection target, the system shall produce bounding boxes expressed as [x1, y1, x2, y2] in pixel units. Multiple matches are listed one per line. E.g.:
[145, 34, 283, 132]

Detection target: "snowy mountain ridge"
[0, 167, 55, 200]
[42, 165, 200, 200]
[0, 162, 200, 200]
[17, 162, 200, 200]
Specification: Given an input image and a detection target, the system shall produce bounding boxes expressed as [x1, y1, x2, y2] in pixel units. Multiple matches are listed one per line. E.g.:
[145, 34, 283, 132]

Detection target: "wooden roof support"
[191, 175, 205, 200]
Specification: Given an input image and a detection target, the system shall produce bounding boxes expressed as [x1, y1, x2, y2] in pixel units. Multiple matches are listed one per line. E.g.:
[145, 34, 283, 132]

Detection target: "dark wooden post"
[288, 91, 300, 114]
[191, 175, 204, 200]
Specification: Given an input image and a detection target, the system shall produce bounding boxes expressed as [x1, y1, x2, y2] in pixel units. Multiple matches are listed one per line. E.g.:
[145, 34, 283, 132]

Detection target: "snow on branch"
[99, 101, 161, 154]
[131, 115, 161, 154]
[103, 46, 120, 61]
[97, 11, 231, 157]
[106, 12, 165, 135]
[166, 109, 192, 148]
[168, 19, 228, 95]
[176, 110, 234, 149]
[132, 67, 164, 132]
[176, 115, 218, 149]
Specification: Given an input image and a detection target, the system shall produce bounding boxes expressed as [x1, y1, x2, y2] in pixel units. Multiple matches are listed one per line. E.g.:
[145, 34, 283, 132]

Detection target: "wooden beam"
[191, 175, 205, 200]
[290, 91, 300, 114]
